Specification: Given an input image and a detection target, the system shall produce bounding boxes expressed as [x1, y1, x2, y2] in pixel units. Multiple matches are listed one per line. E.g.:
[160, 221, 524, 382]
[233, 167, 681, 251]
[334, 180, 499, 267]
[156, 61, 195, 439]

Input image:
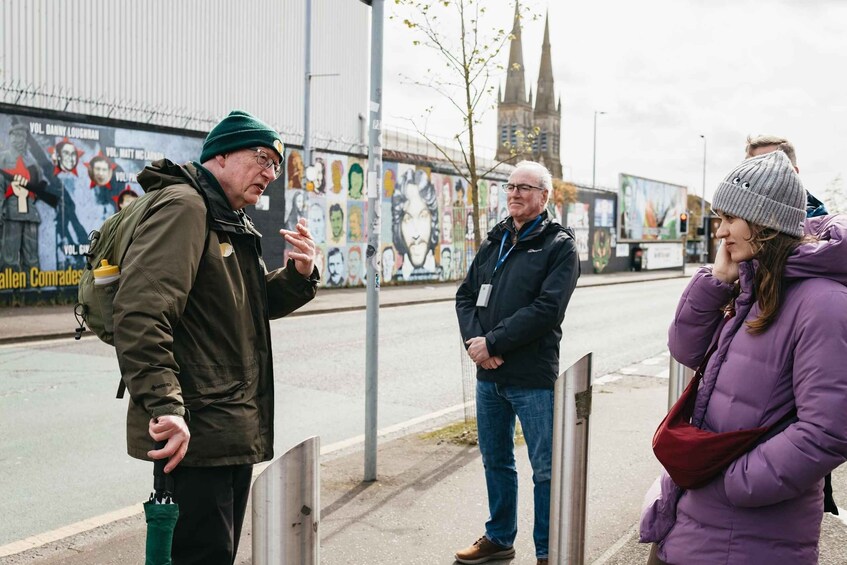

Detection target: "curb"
[2, 272, 689, 346]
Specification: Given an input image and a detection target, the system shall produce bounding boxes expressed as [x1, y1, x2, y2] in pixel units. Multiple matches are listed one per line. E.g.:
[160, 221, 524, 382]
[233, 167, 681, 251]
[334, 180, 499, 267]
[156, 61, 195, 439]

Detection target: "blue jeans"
[476, 380, 554, 559]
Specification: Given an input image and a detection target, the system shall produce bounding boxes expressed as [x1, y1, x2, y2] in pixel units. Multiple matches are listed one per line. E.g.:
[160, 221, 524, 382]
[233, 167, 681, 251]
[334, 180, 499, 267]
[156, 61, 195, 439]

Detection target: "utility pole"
[363, 0, 383, 482]
[303, 0, 312, 167]
[592, 110, 606, 189]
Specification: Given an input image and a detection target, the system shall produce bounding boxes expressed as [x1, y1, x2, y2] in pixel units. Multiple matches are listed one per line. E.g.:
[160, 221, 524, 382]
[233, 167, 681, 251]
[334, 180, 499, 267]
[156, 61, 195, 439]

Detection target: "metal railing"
[252, 436, 320, 565]
[548, 353, 593, 565]
[668, 356, 695, 410]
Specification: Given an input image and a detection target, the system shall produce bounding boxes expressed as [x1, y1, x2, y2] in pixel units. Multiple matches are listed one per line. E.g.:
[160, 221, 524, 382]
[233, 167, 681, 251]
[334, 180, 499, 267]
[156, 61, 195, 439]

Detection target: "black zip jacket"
[455, 211, 580, 389]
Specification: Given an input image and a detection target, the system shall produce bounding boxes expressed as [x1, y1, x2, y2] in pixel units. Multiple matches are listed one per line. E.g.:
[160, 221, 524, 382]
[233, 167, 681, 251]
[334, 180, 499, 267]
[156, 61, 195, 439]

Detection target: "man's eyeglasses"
[253, 148, 283, 179]
[503, 183, 545, 194]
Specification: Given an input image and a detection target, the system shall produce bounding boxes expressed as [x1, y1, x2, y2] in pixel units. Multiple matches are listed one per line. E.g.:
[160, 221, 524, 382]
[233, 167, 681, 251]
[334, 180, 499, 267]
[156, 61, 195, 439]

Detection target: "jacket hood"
[137, 159, 245, 229]
[136, 158, 197, 193]
[783, 214, 847, 286]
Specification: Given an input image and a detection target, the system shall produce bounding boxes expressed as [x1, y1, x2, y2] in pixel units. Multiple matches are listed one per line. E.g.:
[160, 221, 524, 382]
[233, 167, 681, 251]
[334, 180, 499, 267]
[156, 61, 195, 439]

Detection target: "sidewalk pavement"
[1, 266, 697, 345]
[1, 266, 698, 565]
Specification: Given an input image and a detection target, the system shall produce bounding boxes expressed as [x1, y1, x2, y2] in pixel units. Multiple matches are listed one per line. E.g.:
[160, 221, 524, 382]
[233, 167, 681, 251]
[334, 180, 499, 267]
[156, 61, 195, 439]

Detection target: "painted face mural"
[392, 169, 439, 272]
[308, 203, 326, 244]
[331, 159, 344, 193]
[308, 157, 326, 194]
[441, 210, 453, 244]
[55, 140, 81, 173]
[348, 246, 363, 284]
[8, 127, 27, 154]
[117, 188, 139, 210]
[440, 247, 452, 280]
[287, 150, 304, 189]
[326, 247, 346, 286]
[348, 163, 364, 199]
[329, 203, 344, 243]
[381, 246, 395, 283]
[89, 158, 113, 187]
[348, 204, 364, 241]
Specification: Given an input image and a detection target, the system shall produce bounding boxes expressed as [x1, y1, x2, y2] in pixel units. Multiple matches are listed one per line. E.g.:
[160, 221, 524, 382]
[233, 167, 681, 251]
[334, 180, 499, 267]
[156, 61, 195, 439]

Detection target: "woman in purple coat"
[641, 150, 847, 564]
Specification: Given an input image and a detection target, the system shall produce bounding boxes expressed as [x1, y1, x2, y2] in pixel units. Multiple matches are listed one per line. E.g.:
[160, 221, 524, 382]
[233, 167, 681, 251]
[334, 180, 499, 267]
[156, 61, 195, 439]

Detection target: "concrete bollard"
[668, 356, 695, 410]
[548, 353, 592, 565]
[252, 436, 320, 565]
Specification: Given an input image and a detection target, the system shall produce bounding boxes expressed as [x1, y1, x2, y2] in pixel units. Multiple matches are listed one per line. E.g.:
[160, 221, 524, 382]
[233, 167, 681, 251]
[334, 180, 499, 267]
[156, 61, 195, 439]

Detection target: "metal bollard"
[668, 356, 695, 410]
[252, 436, 320, 565]
[548, 353, 592, 565]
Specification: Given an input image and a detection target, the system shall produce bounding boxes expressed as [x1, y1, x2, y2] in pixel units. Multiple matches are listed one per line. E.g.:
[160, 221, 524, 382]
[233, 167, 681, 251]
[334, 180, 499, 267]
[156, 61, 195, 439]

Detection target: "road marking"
[0, 503, 143, 558]
[0, 402, 470, 558]
[594, 374, 623, 385]
[590, 523, 639, 565]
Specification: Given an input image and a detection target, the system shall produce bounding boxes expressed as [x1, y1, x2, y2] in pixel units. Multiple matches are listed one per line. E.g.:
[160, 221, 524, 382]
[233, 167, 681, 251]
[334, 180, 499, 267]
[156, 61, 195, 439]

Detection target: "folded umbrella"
[144, 441, 179, 565]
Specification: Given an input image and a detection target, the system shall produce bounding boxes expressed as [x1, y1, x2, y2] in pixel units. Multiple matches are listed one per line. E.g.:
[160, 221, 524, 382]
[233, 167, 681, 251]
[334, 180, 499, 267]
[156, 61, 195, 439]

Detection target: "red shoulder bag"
[652, 317, 793, 490]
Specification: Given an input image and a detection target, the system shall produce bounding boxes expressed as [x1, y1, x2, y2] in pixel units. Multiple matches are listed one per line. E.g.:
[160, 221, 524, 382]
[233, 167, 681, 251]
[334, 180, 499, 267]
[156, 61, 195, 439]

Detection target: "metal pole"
[668, 356, 695, 409]
[549, 353, 593, 565]
[252, 436, 320, 565]
[592, 111, 605, 189]
[364, 0, 384, 482]
[303, 0, 312, 166]
[700, 135, 707, 263]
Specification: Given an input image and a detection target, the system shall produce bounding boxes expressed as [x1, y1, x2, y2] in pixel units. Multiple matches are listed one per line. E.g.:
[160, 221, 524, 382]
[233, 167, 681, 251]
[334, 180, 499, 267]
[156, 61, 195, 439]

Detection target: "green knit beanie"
[200, 110, 285, 163]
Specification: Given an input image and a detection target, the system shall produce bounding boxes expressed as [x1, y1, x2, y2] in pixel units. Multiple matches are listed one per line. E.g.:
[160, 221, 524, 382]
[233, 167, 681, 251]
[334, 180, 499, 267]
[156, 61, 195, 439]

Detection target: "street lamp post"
[700, 134, 707, 263]
[592, 111, 606, 189]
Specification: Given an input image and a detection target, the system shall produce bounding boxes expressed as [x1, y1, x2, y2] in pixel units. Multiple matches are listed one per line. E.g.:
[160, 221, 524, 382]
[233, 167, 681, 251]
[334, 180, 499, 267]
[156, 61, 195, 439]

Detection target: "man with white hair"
[455, 160, 580, 565]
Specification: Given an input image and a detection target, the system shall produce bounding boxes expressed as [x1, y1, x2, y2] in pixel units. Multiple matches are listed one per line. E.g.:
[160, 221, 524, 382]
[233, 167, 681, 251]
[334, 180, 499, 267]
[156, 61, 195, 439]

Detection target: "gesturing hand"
[280, 218, 316, 277]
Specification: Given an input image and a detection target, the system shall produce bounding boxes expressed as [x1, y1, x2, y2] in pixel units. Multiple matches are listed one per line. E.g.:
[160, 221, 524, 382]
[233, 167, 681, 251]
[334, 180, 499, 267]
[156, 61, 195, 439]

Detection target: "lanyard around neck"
[494, 215, 543, 274]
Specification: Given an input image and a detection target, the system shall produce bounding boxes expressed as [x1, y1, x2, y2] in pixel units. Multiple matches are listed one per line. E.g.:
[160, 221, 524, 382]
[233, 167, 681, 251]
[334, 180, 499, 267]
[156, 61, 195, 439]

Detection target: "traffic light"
[679, 212, 688, 234]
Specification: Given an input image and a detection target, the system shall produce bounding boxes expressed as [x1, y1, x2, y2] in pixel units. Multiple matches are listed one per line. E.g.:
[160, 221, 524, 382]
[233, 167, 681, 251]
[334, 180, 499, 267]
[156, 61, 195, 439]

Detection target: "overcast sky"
[381, 0, 847, 205]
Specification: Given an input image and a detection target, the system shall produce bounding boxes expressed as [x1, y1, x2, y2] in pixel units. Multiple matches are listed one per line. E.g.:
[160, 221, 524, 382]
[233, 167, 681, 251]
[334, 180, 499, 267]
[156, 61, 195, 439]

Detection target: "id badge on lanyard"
[476, 215, 542, 308]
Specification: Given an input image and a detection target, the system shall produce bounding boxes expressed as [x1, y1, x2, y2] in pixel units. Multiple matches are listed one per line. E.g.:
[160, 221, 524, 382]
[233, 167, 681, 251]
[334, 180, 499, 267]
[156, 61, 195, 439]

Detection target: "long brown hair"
[745, 225, 812, 334]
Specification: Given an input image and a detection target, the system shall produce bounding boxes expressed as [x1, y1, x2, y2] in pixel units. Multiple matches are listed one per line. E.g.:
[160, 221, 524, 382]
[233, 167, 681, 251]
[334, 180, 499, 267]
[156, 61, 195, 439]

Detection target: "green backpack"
[74, 188, 172, 345]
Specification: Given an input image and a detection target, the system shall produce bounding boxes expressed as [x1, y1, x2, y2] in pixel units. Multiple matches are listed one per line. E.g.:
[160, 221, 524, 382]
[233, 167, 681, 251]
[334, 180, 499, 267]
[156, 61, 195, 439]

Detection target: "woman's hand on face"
[713, 240, 739, 284]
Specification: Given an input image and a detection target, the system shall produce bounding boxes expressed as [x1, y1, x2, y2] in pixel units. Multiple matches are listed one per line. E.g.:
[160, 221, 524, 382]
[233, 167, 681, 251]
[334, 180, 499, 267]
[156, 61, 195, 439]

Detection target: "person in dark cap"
[641, 150, 847, 564]
[113, 109, 319, 564]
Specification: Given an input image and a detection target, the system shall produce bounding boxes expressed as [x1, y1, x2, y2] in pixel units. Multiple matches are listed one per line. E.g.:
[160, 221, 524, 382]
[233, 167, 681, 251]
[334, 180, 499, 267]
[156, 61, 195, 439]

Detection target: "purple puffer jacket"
[641, 215, 847, 564]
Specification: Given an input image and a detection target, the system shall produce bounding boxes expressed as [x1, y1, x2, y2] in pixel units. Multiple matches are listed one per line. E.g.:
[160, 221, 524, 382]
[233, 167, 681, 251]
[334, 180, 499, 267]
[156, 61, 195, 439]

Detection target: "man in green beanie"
[113, 109, 319, 564]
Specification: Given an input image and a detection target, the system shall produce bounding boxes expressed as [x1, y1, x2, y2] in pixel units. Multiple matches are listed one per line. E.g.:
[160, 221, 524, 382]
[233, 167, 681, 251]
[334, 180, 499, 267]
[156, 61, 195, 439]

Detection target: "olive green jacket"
[114, 160, 317, 466]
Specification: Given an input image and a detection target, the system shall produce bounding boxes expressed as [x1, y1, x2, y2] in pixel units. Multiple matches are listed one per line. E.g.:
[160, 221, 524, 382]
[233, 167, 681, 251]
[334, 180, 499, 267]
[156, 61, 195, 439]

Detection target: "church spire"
[502, 1, 527, 105]
[534, 12, 556, 113]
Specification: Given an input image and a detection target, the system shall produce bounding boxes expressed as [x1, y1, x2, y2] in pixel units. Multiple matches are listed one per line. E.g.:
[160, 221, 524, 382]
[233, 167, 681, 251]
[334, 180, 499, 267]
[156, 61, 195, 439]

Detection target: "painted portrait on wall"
[391, 168, 439, 281]
[287, 149, 304, 189]
[347, 201, 365, 242]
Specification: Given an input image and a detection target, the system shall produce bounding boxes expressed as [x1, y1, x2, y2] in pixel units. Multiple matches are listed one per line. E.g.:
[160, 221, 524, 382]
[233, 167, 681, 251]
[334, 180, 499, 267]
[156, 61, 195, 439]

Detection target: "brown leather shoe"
[454, 536, 516, 564]
[537, 559, 549, 565]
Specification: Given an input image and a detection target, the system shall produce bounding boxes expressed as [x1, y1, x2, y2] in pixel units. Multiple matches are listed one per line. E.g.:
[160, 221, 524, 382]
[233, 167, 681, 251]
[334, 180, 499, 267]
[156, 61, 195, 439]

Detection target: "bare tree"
[392, 0, 536, 250]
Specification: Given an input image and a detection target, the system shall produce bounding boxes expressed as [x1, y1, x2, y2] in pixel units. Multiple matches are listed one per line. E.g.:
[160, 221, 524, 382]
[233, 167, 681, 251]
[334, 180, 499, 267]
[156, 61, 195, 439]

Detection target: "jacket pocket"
[179, 357, 258, 410]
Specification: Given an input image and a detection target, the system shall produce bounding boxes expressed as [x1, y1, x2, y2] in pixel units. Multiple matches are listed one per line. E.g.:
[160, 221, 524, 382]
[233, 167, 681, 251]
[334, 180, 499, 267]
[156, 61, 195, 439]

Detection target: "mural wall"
[0, 108, 203, 301]
[618, 173, 687, 241]
[2, 106, 663, 301]
[267, 150, 509, 287]
[562, 187, 629, 274]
